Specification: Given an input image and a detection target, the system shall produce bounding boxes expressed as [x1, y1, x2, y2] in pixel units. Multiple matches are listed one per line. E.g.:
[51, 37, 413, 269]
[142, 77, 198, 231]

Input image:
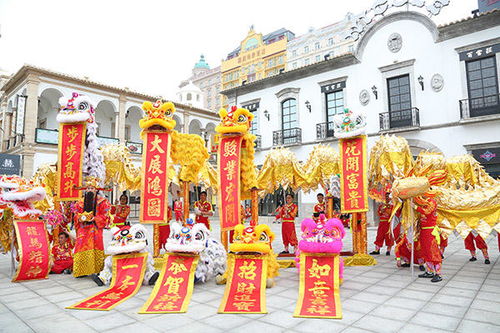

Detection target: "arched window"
[187, 93, 192, 101]
[281, 98, 297, 131]
[196, 94, 200, 101]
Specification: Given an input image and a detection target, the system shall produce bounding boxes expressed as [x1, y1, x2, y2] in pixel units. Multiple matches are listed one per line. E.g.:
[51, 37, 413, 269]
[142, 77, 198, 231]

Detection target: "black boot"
[469, 257, 477, 262]
[418, 272, 434, 278]
[431, 274, 443, 283]
[148, 272, 160, 285]
[91, 274, 104, 286]
[401, 263, 411, 267]
[370, 250, 380, 255]
[485, 259, 491, 265]
[419, 265, 426, 271]
[386, 251, 391, 256]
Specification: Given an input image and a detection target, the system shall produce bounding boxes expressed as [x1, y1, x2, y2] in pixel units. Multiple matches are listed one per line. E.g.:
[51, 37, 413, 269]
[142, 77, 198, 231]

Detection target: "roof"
[226, 28, 295, 59]
[194, 54, 210, 69]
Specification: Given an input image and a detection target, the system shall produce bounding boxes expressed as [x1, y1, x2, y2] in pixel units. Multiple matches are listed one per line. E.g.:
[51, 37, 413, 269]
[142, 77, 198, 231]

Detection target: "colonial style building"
[179, 55, 222, 111]
[286, 13, 357, 70]
[0, 65, 219, 178]
[221, 27, 295, 106]
[221, 9, 500, 221]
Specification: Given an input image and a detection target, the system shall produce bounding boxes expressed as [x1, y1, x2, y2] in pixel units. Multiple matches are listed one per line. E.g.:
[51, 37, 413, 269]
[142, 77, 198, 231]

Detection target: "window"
[315, 55, 321, 62]
[466, 56, 499, 117]
[187, 93, 192, 101]
[281, 99, 298, 145]
[292, 50, 297, 57]
[304, 46, 309, 54]
[328, 38, 334, 46]
[387, 74, 412, 128]
[250, 108, 259, 135]
[125, 125, 131, 140]
[348, 45, 354, 52]
[304, 58, 310, 66]
[315, 42, 320, 50]
[325, 90, 344, 137]
[196, 94, 200, 101]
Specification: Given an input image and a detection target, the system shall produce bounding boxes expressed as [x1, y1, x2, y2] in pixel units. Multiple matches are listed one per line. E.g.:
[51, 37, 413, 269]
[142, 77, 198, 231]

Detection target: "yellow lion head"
[215, 106, 254, 135]
[139, 100, 176, 130]
[229, 224, 274, 254]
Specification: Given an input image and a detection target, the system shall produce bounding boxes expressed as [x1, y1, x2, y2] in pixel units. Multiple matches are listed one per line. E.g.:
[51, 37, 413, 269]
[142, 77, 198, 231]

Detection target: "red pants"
[374, 220, 394, 248]
[419, 228, 442, 266]
[51, 258, 73, 274]
[282, 221, 298, 247]
[159, 224, 170, 250]
[464, 233, 487, 251]
[174, 211, 183, 221]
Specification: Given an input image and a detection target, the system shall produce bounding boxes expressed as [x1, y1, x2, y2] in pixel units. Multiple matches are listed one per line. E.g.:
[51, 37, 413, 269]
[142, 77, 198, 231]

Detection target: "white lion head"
[0, 175, 46, 218]
[165, 222, 209, 254]
[57, 92, 94, 123]
[106, 224, 149, 255]
[332, 108, 367, 138]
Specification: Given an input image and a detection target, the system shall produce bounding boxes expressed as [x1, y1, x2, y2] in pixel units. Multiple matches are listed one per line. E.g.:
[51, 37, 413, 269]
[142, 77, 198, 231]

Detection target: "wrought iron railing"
[272, 128, 302, 146]
[459, 93, 500, 119]
[316, 122, 335, 140]
[126, 141, 143, 154]
[379, 107, 420, 131]
[254, 134, 262, 149]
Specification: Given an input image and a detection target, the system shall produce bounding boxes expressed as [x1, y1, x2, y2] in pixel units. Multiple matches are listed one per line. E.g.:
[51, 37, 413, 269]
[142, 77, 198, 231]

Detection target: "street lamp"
[371, 85, 378, 100]
[264, 110, 270, 121]
[418, 75, 424, 91]
[305, 100, 311, 113]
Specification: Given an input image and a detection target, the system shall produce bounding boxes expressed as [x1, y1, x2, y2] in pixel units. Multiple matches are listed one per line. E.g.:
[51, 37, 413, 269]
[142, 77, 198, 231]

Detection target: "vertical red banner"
[67, 253, 148, 311]
[294, 253, 342, 318]
[219, 255, 267, 314]
[140, 254, 199, 313]
[339, 135, 368, 213]
[218, 136, 243, 231]
[140, 131, 171, 223]
[57, 122, 86, 201]
[12, 220, 50, 282]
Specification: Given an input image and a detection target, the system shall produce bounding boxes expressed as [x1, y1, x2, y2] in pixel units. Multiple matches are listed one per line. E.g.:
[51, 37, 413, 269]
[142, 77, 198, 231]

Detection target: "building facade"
[179, 55, 221, 111]
[221, 27, 295, 106]
[286, 13, 357, 70]
[222, 10, 500, 222]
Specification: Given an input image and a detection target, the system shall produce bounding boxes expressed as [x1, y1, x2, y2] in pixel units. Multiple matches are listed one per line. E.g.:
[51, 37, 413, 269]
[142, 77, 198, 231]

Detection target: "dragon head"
[332, 108, 367, 139]
[299, 216, 345, 253]
[107, 224, 149, 255]
[165, 221, 210, 254]
[140, 100, 176, 130]
[0, 175, 46, 218]
[57, 92, 94, 123]
[229, 224, 274, 254]
[215, 106, 253, 135]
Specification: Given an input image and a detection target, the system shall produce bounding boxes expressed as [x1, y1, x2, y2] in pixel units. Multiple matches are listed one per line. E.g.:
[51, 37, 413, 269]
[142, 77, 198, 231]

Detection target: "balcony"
[316, 122, 335, 140]
[273, 128, 302, 146]
[35, 128, 119, 146]
[254, 134, 262, 149]
[126, 141, 143, 154]
[379, 108, 420, 131]
[460, 94, 500, 120]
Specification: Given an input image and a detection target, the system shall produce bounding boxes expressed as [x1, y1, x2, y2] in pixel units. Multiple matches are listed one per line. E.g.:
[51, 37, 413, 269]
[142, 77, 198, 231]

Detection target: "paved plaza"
[0, 223, 499, 333]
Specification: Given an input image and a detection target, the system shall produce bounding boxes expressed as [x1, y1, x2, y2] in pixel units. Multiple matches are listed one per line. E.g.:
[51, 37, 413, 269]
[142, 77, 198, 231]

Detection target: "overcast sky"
[0, 0, 476, 99]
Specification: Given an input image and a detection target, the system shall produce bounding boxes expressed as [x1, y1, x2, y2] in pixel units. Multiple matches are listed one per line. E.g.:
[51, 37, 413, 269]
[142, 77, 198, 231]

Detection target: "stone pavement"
[0, 225, 499, 333]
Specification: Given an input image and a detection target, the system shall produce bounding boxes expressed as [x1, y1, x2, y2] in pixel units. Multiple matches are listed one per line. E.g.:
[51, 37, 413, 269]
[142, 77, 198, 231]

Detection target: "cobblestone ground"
[0, 221, 499, 333]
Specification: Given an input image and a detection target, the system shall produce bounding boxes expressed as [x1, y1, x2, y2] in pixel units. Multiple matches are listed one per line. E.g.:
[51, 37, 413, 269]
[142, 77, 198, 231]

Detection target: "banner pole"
[182, 181, 189, 222]
[327, 195, 334, 219]
[251, 187, 258, 226]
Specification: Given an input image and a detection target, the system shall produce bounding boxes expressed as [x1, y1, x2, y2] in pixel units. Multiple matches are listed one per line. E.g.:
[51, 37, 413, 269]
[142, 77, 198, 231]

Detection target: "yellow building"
[221, 27, 295, 105]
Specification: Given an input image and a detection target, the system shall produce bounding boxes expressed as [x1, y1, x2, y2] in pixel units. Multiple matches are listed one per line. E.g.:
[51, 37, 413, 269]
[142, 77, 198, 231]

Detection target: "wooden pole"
[251, 188, 258, 226]
[221, 230, 228, 251]
[359, 212, 367, 254]
[153, 224, 160, 257]
[351, 212, 358, 254]
[326, 196, 334, 219]
[182, 181, 189, 222]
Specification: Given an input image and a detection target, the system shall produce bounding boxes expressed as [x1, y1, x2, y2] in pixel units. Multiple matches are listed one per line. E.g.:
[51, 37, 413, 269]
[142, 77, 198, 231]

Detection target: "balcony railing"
[35, 128, 119, 146]
[273, 128, 302, 146]
[126, 141, 143, 154]
[459, 94, 500, 119]
[316, 122, 335, 140]
[254, 134, 262, 149]
[379, 107, 420, 131]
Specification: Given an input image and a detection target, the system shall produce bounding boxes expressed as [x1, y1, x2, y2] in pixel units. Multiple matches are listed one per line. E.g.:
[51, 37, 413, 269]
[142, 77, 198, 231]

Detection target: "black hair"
[120, 191, 129, 204]
[286, 193, 294, 199]
[83, 191, 96, 213]
[317, 193, 324, 197]
[200, 191, 207, 196]
[313, 212, 320, 218]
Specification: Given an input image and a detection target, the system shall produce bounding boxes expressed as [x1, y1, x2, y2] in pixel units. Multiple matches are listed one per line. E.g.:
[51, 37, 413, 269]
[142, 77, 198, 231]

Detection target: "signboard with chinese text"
[294, 253, 342, 318]
[67, 253, 148, 311]
[339, 135, 368, 213]
[140, 130, 170, 223]
[218, 136, 243, 231]
[219, 254, 267, 313]
[15, 95, 26, 135]
[459, 43, 499, 61]
[12, 220, 50, 282]
[140, 253, 199, 313]
[0, 154, 21, 175]
[57, 122, 86, 201]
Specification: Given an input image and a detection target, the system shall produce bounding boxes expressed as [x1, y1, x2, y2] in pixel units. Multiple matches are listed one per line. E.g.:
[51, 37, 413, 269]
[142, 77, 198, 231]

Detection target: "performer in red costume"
[370, 193, 394, 256]
[281, 193, 298, 254]
[464, 232, 490, 264]
[174, 199, 183, 222]
[51, 231, 74, 274]
[415, 196, 443, 283]
[194, 191, 213, 229]
[312, 193, 326, 221]
[110, 192, 130, 227]
[158, 206, 172, 251]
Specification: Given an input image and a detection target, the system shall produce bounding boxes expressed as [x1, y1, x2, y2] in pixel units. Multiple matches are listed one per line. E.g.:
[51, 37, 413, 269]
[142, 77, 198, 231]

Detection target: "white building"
[286, 13, 357, 70]
[222, 9, 500, 222]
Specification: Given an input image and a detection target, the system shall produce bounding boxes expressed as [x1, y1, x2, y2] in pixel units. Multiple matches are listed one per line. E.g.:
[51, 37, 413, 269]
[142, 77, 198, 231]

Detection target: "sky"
[0, 0, 477, 99]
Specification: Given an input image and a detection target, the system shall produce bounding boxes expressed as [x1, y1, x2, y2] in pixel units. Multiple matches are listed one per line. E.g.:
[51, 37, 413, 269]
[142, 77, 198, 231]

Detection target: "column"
[117, 95, 127, 143]
[22, 151, 35, 178]
[183, 112, 190, 133]
[23, 75, 40, 145]
[0, 100, 7, 150]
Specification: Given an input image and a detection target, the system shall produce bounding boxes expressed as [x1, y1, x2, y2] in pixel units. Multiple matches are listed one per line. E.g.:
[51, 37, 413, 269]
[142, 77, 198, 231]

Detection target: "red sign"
[219, 255, 267, 313]
[339, 135, 368, 213]
[140, 131, 171, 223]
[294, 253, 342, 318]
[218, 136, 243, 231]
[140, 253, 199, 313]
[57, 122, 86, 200]
[67, 253, 148, 311]
[12, 220, 50, 282]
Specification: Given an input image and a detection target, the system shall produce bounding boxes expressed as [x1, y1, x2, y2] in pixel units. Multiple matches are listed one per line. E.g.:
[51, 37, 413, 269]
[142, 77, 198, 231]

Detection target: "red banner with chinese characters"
[339, 135, 368, 213]
[218, 255, 267, 314]
[57, 122, 86, 201]
[294, 253, 342, 319]
[67, 253, 147, 311]
[140, 253, 199, 313]
[140, 130, 171, 223]
[12, 220, 50, 282]
[218, 136, 243, 231]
